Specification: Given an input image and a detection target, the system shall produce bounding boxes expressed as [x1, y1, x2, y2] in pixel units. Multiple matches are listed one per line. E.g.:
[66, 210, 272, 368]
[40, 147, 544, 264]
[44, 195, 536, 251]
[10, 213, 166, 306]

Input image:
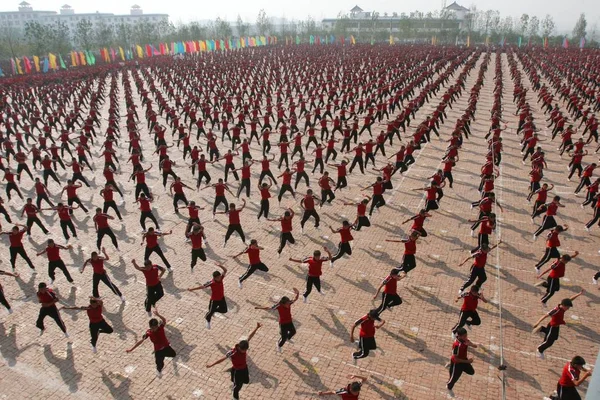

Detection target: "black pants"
[331, 242, 352, 263]
[145, 283, 164, 312]
[452, 310, 481, 333]
[103, 201, 122, 220]
[304, 276, 321, 297]
[36, 305, 67, 333]
[154, 346, 177, 372]
[72, 172, 90, 188]
[258, 170, 276, 184]
[354, 216, 371, 231]
[162, 170, 178, 187]
[320, 189, 335, 206]
[92, 272, 122, 298]
[140, 211, 160, 231]
[398, 254, 416, 274]
[540, 277, 561, 304]
[237, 178, 251, 198]
[277, 232, 295, 253]
[369, 194, 385, 215]
[145, 246, 172, 270]
[295, 172, 309, 189]
[213, 196, 228, 214]
[585, 207, 600, 229]
[97, 228, 118, 250]
[278, 184, 294, 201]
[300, 209, 320, 228]
[349, 156, 364, 174]
[257, 199, 270, 220]
[230, 367, 250, 400]
[556, 384, 581, 400]
[534, 216, 557, 237]
[335, 176, 348, 191]
[278, 322, 296, 347]
[375, 293, 402, 315]
[135, 183, 150, 199]
[460, 266, 487, 291]
[538, 325, 560, 353]
[67, 197, 88, 213]
[196, 171, 211, 186]
[191, 248, 207, 269]
[10, 246, 35, 269]
[536, 247, 560, 269]
[0, 205, 12, 223]
[48, 260, 73, 282]
[225, 224, 245, 244]
[205, 298, 228, 322]
[173, 193, 188, 212]
[90, 319, 114, 347]
[575, 176, 591, 194]
[0, 288, 10, 310]
[224, 164, 239, 182]
[447, 362, 475, 390]
[239, 262, 269, 282]
[353, 336, 376, 359]
[312, 158, 324, 174]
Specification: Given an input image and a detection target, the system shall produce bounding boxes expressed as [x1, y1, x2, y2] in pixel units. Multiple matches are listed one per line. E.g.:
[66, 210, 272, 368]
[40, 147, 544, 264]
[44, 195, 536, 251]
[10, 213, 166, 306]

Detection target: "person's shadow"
[43, 343, 82, 393]
[104, 302, 138, 341]
[311, 308, 350, 345]
[161, 270, 183, 299]
[0, 323, 37, 366]
[247, 356, 279, 389]
[100, 370, 132, 399]
[284, 351, 327, 392]
[166, 324, 197, 367]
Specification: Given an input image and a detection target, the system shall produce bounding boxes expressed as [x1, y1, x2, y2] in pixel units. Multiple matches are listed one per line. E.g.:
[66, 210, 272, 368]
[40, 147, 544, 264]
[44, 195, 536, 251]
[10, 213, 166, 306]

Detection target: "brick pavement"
[0, 51, 598, 400]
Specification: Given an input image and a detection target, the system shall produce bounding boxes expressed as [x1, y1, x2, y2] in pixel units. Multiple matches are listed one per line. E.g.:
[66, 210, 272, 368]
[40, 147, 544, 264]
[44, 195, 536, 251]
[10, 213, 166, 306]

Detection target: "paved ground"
[0, 51, 598, 400]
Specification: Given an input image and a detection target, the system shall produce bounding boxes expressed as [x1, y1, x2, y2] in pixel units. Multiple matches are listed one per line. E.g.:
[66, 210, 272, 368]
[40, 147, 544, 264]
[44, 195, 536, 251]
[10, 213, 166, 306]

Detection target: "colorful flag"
[0, 65, 3, 77]
[10, 58, 17, 75]
[389, 35, 394, 45]
[309, 35, 315, 45]
[136, 45, 144, 58]
[466, 36, 470, 47]
[33, 55, 40, 72]
[119, 47, 125, 61]
[48, 53, 57, 69]
[350, 35, 356, 45]
[70, 52, 78, 67]
[42, 57, 49, 73]
[15, 58, 23, 74]
[59, 54, 66, 69]
[110, 48, 116, 61]
[518, 36, 522, 47]
[23, 57, 31, 73]
[562, 37, 569, 48]
[579, 37, 585, 48]
[79, 52, 86, 66]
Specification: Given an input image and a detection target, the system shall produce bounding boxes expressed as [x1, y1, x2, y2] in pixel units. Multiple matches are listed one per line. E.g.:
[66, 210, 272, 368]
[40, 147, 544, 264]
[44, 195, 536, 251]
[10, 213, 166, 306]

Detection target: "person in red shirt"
[362, 176, 387, 216]
[575, 162, 596, 194]
[234, 159, 255, 199]
[130, 164, 152, 199]
[132, 259, 166, 316]
[81, 247, 123, 300]
[299, 189, 321, 233]
[36, 239, 74, 284]
[350, 309, 385, 362]
[534, 196, 565, 239]
[268, 208, 295, 256]
[530, 183, 554, 219]
[584, 191, 600, 231]
[0, 224, 35, 270]
[533, 290, 584, 358]
[537, 251, 579, 304]
[255, 287, 299, 352]
[202, 178, 233, 216]
[206, 322, 262, 400]
[169, 177, 191, 214]
[4, 168, 23, 200]
[458, 242, 500, 293]
[61, 297, 114, 353]
[317, 375, 367, 398]
[289, 247, 332, 302]
[257, 179, 274, 220]
[446, 327, 477, 396]
[385, 231, 421, 274]
[451, 285, 487, 335]
[413, 181, 444, 212]
[141, 227, 173, 271]
[276, 167, 296, 202]
[60, 180, 88, 214]
[187, 264, 228, 329]
[135, 193, 160, 232]
[401, 209, 431, 237]
[343, 197, 371, 231]
[329, 220, 355, 266]
[0, 269, 19, 313]
[126, 310, 176, 378]
[216, 200, 247, 247]
[548, 356, 591, 400]
[373, 269, 405, 315]
[100, 184, 122, 220]
[318, 171, 336, 206]
[93, 208, 119, 250]
[468, 213, 496, 253]
[535, 225, 567, 272]
[35, 282, 68, 337]
[159, 155, 179, 188]
[233, 239, 269, 288]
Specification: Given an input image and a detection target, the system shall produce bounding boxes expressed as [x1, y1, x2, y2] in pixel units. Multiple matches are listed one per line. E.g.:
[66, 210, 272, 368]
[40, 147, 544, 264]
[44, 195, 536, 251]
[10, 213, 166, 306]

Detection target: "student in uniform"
[533, 290, 584, 359]
[233, 239, 269, 288]
[131, 259, 166, 317]
[126, 310, 176, 378]
[254, 288, 299, 353]
[268, 208, 295, 256]
[547, 355, 592, 400]
[446, 327, 477, 397]
[36, 239, 74, 284]
[187, 264, 228, 329]
[372, 269, 405, 315]
[289, 248, 332, 302]
[61, 297, 114, 353]
[0, 270, 19, 314]
[385, 231, 421, 274]
[206, 322, 262, 400]
[458, 242, 501, 293]
[317, 375, 368, 398]
[329, 220, 354, 266]
[536, 252, 579, 305]
[36, 282, 69, 337]
[81, 247, 124, 301]
[350, 309, 385, 363]
[452, 285, 487, 335]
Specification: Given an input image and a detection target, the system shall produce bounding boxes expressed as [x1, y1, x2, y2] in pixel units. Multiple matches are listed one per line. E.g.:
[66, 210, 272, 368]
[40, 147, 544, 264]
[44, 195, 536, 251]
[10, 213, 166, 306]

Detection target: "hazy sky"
[4, 1, 599, 32]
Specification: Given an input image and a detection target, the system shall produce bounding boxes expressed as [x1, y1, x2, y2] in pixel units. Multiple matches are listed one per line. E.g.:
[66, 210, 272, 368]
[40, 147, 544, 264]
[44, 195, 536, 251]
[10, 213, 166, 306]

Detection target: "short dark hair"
[238, 340, 249, 350]
[149, 318, 159, 327]
[571, 355, 586, 366]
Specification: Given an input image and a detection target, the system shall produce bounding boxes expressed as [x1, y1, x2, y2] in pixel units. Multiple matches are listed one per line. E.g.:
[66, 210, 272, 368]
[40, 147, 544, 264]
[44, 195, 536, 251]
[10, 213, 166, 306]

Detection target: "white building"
[0, 2, 169, 32]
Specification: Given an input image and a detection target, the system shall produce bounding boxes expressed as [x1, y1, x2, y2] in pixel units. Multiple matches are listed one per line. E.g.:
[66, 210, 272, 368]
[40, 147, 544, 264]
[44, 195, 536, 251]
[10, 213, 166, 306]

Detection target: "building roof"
[19, 1, 30, 5]
[61, 4, 72, 8]
[131, 4, 141, 8]
[350, 5, 363, 12]
[445, 2, 469, 11]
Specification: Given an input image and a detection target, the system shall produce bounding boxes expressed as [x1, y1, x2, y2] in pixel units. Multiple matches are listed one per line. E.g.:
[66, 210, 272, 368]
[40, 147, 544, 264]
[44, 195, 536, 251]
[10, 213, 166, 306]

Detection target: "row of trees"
[0, 8, 598, 59]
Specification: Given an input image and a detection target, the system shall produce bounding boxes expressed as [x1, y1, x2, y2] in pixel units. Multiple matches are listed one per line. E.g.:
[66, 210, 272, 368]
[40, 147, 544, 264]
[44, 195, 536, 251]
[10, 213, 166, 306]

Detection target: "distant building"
[0, 2, 169, 33]
[322, 3, 470, 36]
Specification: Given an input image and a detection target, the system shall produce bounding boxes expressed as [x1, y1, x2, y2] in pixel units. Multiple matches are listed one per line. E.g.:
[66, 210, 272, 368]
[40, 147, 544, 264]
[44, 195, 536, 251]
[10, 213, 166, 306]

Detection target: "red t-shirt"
[91, 258, 106, 274]
[246, 247, 261, 264]
[9, 231, 25, 247]
[94, 214, 109, 229]
[558, 362, 580, 387]
[145, 324, 170, 351]
[227, 347, 247, 370]
[273, 304, 293, 324]
[451, 339, 469, 363]
[87, 306, 104, 323]
[355, 315, 375, 338]
[548, 306, 566, 326]
[46, 246, 61, 261]
[208, 279, 224, 300]
[460, 292, 479, 311]
[142, 266, 160, 286]
[228, 210, 241, 225]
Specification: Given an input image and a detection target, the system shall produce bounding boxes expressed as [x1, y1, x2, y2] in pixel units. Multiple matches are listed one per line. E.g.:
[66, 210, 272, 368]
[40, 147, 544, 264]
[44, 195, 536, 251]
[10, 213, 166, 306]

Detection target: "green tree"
[25, 21, 53, 55]
[0, 22, 29, 58]
[572, 13, 587, 39]
[236, 15, 250, 37]
[215, 17, 233, 38]
[519, 13, 529, 36]
[94, 21, 114, 48]
[52, 20, 71, 54]
[256, 9, 271, 36]
[528, 16, 539, 39]
[116, 22, 133, 47]
[75, 19, 94, 49]
[333, 12, 350, 37]
[541, 14, 555, 38]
